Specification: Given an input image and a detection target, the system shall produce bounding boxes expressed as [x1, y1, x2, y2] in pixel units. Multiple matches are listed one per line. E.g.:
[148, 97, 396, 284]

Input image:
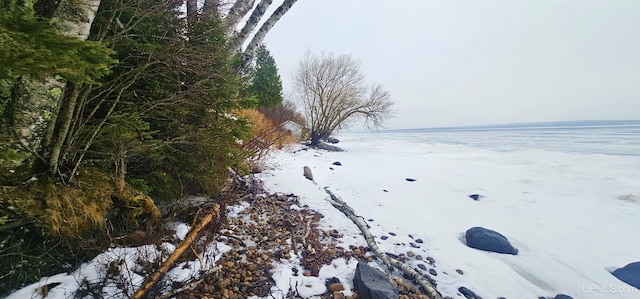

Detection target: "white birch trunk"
[229, 0, 273, 51]
[224, 0, 256, 30]
[3, 0, 102, 176]
[242, 0, 297, 62]
[53, 0, 102, 40]
[46, 0, 102, 175]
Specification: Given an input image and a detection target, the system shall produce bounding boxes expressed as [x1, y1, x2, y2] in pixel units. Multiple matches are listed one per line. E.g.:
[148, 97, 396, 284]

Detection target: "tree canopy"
[294, 51, 394, 145]
[0, 0, 301, 293]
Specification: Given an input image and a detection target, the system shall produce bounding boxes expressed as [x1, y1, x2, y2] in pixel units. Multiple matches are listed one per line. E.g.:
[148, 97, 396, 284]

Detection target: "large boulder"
[465, 227, 518, 255]
[353, 262, 399, 299]
[611, 261, 640, 289]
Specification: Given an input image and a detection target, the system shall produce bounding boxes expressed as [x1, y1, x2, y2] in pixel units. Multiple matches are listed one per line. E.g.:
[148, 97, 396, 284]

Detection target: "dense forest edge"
[0, 0, 304, 295]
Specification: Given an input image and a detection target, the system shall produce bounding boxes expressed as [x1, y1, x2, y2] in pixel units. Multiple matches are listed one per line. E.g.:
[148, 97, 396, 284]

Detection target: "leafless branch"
[293, 51, 394, 145]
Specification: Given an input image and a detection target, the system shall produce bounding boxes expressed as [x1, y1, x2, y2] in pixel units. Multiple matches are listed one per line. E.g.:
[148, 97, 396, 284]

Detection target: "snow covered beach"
[7, 125, 640, 299]
[259, 126, 640, 298]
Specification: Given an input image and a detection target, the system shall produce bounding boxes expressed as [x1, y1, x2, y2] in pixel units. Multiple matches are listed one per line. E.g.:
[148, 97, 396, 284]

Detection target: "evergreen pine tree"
[251, 44, 283, 108]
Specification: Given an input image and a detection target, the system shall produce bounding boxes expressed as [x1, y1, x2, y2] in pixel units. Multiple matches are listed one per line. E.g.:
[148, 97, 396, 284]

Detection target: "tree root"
[324, 187, 441, 299]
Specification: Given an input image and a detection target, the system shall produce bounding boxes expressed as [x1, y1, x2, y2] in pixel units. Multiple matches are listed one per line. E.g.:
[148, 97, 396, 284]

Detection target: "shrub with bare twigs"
[237, 109, 298, 160]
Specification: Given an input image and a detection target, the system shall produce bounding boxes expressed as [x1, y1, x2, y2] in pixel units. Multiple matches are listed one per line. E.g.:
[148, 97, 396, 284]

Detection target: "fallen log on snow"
[323, 187, 441, 299]
[131, 204, 220, 299]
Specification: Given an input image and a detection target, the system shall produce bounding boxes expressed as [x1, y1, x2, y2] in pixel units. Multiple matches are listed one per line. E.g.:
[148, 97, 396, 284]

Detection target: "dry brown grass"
[0, 167, 165, 294]
[0, 167, 160, 240]
[236, 109, 297, 159]
[0, 172, 112, 239]
[42, 182, 112, 237]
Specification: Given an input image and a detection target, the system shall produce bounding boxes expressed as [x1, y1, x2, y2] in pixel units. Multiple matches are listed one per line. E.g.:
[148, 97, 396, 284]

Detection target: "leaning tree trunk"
[223, 0, 255, 31]
[229, 0, 272, 51]
[242, 0, 298, 66]
[47, 85, 80, 177]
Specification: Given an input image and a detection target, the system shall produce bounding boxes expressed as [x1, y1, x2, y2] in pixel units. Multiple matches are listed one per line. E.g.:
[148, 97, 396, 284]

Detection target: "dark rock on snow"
[468, 194, 482, 201]
[429, 269, 437, 276]
[332, 161, 342, 166]
[458, 286, 482, 299]
[326, 136, 340, 144]
[415, 238, 424, 244]
[380, 236, 388, 240]
[353, 262, 399, 299]
[389, 232, 396, 236]
[325, 277, 340, 285]
[465, 227, 518, 255]
[406, 178, 417, 182]
[417, 264, 427, 271]
[554, 294, 574, 299]
[611, 261, 640, 289]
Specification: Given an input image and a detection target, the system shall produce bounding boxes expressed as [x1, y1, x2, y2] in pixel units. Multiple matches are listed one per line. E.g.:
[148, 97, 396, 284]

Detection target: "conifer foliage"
[251, 44, 284, 108]
[0, 0, 287, 293]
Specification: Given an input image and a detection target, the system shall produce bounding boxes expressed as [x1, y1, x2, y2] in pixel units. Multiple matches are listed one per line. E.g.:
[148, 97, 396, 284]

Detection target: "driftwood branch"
[155, 266, 221, 299]
[323, 188, 392, 272]
[131, 204, 220, 299]
[323, 187, 441, 299]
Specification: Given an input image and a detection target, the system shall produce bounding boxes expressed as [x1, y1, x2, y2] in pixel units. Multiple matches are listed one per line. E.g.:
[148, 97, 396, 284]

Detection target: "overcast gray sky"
[260, 0, 640, 129]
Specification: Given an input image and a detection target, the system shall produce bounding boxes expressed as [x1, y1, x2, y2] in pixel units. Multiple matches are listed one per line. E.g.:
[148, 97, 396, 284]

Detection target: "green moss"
[49, 86, 62, 98]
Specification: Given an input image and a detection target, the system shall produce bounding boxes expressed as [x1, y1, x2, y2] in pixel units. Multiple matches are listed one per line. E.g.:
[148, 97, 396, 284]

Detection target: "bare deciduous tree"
[294, 51, 394, 146]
